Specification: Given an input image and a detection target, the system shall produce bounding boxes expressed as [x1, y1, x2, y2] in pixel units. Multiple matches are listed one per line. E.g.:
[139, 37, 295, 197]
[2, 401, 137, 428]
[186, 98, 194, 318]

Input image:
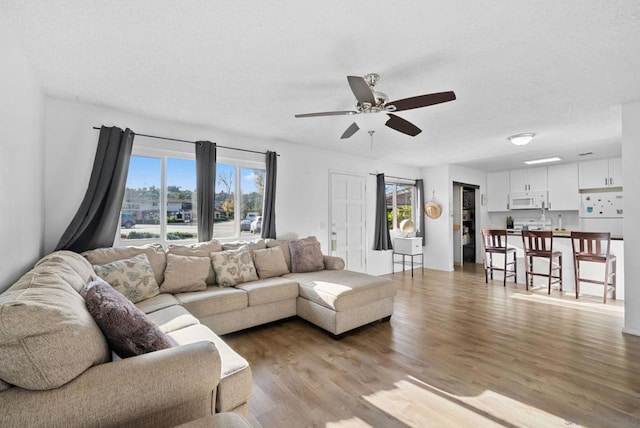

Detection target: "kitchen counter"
[490, 231, 625, 299]
[506, 229, 623, 240]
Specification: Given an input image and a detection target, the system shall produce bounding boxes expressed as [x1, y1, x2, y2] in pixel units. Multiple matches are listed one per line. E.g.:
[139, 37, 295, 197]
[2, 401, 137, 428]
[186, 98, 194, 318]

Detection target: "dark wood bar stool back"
[570, 231, 616, 303]
[521, 230, 563, 294]
[481, 229, 517, 286]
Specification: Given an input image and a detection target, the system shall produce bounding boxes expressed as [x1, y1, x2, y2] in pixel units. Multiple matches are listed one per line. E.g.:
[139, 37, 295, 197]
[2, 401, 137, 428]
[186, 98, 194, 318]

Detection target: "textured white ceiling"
[2, 1, 639, 170]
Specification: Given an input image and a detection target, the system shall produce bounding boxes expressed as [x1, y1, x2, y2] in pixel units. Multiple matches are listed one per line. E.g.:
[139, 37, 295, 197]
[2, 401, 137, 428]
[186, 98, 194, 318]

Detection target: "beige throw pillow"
[93, 253, 160, 303]
[289, 238, 325, 273]
[166, 239, 222, 285]
[160, 254, 210, 293]
[252, 246, 290, 279]
[211, 246, 259, 287]
[265, 239, 292, 271]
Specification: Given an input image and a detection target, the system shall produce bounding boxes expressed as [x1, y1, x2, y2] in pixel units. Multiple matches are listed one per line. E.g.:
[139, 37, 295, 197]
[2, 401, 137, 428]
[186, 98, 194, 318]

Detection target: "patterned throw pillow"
[93, 253, 160, 303]
[289, 238, 325, 273]
[81, 276, 172, 358]
[252, 246, 290, 279]
[210, 246, 259, 287]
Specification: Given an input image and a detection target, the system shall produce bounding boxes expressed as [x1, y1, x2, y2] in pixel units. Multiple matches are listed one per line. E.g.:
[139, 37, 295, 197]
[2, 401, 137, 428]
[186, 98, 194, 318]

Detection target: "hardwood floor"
[223, 264, 640, 427]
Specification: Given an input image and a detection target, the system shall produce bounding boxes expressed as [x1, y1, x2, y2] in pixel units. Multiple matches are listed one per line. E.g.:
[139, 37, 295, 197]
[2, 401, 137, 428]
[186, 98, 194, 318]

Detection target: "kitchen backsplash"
[488, 211, 579, 230]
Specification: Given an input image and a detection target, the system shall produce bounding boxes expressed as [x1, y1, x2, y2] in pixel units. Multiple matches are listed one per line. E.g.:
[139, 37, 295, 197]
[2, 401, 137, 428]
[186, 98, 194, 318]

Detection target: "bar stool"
[481, 229, 517, 286]
[521, 230, 563, 294]
[570, 231, 616, 303]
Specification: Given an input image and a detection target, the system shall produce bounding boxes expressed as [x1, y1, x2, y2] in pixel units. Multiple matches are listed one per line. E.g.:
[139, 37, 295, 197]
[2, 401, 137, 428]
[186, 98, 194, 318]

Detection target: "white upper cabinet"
[547, 163, 579, 211]
[487, 170, 510, 212]
[509, 167, 547, 193]
[579, 158, 623, 189]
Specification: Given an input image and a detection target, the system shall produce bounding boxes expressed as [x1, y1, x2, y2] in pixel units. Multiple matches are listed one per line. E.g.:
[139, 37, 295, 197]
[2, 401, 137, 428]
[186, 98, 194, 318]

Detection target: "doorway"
[329, 171, 366, 273]
[452, 182, 479, 266]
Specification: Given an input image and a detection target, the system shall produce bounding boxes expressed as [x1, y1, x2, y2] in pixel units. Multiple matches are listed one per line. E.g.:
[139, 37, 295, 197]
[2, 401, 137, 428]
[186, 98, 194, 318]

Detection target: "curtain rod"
[92, 127, 279, 156]
[369, 173, 417, 182]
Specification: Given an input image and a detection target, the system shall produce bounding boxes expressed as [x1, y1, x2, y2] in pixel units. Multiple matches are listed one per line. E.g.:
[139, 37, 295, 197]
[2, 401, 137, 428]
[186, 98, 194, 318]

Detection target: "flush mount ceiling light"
[508, 132, 536, 146]
[524, 156, 562, 165]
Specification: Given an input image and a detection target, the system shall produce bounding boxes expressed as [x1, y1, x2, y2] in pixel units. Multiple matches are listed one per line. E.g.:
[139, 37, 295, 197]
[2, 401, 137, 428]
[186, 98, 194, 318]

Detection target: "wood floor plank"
[223, 264, 640, 427]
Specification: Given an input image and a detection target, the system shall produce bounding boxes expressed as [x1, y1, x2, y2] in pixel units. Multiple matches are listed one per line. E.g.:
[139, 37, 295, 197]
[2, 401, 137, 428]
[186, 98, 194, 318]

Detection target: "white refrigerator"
[578, 191, 623, 236]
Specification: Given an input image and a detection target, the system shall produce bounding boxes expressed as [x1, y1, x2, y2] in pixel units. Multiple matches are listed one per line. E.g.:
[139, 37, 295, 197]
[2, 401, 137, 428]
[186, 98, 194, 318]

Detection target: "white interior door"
[330, 172, 366, 273]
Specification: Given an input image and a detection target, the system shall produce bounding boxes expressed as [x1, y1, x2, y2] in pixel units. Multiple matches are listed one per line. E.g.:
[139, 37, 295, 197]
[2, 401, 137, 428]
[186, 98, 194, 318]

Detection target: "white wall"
[44, 98, 419, 276]
[420, 164, 451, 271]
[0, 12, 45, 292]
[419, 163, 488, 271]
[622, 99, 640, 336]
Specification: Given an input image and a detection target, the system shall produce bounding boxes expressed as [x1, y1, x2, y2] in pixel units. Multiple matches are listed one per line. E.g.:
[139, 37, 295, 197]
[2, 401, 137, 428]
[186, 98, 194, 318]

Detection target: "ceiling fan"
[294, 73, 456, 139]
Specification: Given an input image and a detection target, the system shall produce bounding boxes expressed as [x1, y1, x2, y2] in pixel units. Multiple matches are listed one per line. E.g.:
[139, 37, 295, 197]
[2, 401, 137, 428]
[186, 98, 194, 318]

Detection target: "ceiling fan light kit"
[295, 73, 456, 139]
[508, 132, 536, 146]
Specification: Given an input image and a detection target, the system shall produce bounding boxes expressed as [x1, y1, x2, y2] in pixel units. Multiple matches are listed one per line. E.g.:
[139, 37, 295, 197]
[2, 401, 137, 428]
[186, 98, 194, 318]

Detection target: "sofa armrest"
[323, 255, 345, 271]
[0, 341, 221, 428]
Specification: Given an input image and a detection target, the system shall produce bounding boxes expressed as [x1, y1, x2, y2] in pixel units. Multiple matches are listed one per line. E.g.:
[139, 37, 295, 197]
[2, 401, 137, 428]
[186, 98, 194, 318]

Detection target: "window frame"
[115, 145, 265, 248]
[385, 179, 417, 233]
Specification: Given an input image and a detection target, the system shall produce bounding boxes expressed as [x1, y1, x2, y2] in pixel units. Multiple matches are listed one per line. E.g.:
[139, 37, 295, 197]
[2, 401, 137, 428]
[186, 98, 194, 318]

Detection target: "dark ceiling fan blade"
[385, 114, 422, 137]
[347, 76, 376, 105]
[295, 110, 358, 118]
[340, 122, 360, 139]
[388, 91, 456, 112]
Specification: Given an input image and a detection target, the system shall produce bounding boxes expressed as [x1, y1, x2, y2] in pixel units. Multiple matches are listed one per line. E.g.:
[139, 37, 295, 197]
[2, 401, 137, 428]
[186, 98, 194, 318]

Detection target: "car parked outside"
[250, 216, 262, 234]
[121, 213, 136, 229]
[241, 212, 260, 231]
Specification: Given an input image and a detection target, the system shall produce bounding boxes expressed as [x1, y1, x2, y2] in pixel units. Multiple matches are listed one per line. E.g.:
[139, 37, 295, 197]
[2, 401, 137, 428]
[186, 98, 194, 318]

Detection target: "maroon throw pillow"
[81, 277, 172, 358]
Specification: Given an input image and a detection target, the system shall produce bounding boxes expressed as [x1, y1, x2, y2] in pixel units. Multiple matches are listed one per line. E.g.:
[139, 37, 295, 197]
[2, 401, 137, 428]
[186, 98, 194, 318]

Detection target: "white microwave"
[509, 191, 547, 210]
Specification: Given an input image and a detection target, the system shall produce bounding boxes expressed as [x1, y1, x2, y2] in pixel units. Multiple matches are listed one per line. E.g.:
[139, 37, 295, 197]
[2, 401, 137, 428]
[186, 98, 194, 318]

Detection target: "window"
[117, 148, 265, 247]
[385, 182, 415, 231]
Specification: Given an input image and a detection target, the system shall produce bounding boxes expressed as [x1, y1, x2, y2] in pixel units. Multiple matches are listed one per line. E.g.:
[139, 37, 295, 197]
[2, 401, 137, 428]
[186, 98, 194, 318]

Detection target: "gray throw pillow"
[289, 238, 325, 273]
[81, 277, 173, 358]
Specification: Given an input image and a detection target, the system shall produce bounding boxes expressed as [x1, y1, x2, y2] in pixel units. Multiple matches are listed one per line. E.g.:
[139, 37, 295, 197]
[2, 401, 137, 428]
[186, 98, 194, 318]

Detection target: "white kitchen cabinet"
[487, 170, 510, 212]
[547, 163, 579, 211]
[509, 167, 547, 193]
[579, 157, 623, 189]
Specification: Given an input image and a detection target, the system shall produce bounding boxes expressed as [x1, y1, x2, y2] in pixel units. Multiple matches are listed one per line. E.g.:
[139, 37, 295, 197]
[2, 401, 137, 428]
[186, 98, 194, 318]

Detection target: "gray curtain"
[261, 151, 277, 239]
[415, 179, 426, 246]
[373, 173, 393, 251]
[56, 126, 135, 252]
[195, 141, 216, 242]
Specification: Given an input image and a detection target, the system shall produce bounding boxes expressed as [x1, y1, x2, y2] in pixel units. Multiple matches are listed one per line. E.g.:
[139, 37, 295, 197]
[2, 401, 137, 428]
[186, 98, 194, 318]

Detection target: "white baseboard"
[622, 326, 640, 337]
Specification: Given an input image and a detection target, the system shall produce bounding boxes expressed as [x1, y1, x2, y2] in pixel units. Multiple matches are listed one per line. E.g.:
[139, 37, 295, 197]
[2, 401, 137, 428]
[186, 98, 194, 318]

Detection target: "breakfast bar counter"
[496, 230, 625, 300]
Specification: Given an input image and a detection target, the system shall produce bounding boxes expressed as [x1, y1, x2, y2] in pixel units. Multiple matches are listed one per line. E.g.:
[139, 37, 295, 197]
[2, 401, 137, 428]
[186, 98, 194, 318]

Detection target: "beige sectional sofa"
[0, 237, 396, 427]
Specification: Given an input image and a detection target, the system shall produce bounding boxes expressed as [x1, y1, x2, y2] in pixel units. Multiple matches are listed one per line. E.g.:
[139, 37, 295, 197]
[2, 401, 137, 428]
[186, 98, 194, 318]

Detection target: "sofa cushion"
[166, 239, 222, 285]
[265, 239, 292, 271]
[93, 253, 160, 303]
[135, 293, 180, 314]
[211, 246, 259, 287]
[222, 239, 266, 252]
[81, 277, 173, 358]
[0, 272, 110, 390]
[289, 238, 324, 273]
[33, 251, 97, 290]
[160, 254, 210, 293]
[252, 246, 289, 279]
[168, 324, 252, 412]
[235, 277, 299, 306]
[175, 286, 248, 317]
[144, 304, 200, 333]
[83, 243, 167, 286]
[284, 270, 396, 311]
[0, 379, 11, 392]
